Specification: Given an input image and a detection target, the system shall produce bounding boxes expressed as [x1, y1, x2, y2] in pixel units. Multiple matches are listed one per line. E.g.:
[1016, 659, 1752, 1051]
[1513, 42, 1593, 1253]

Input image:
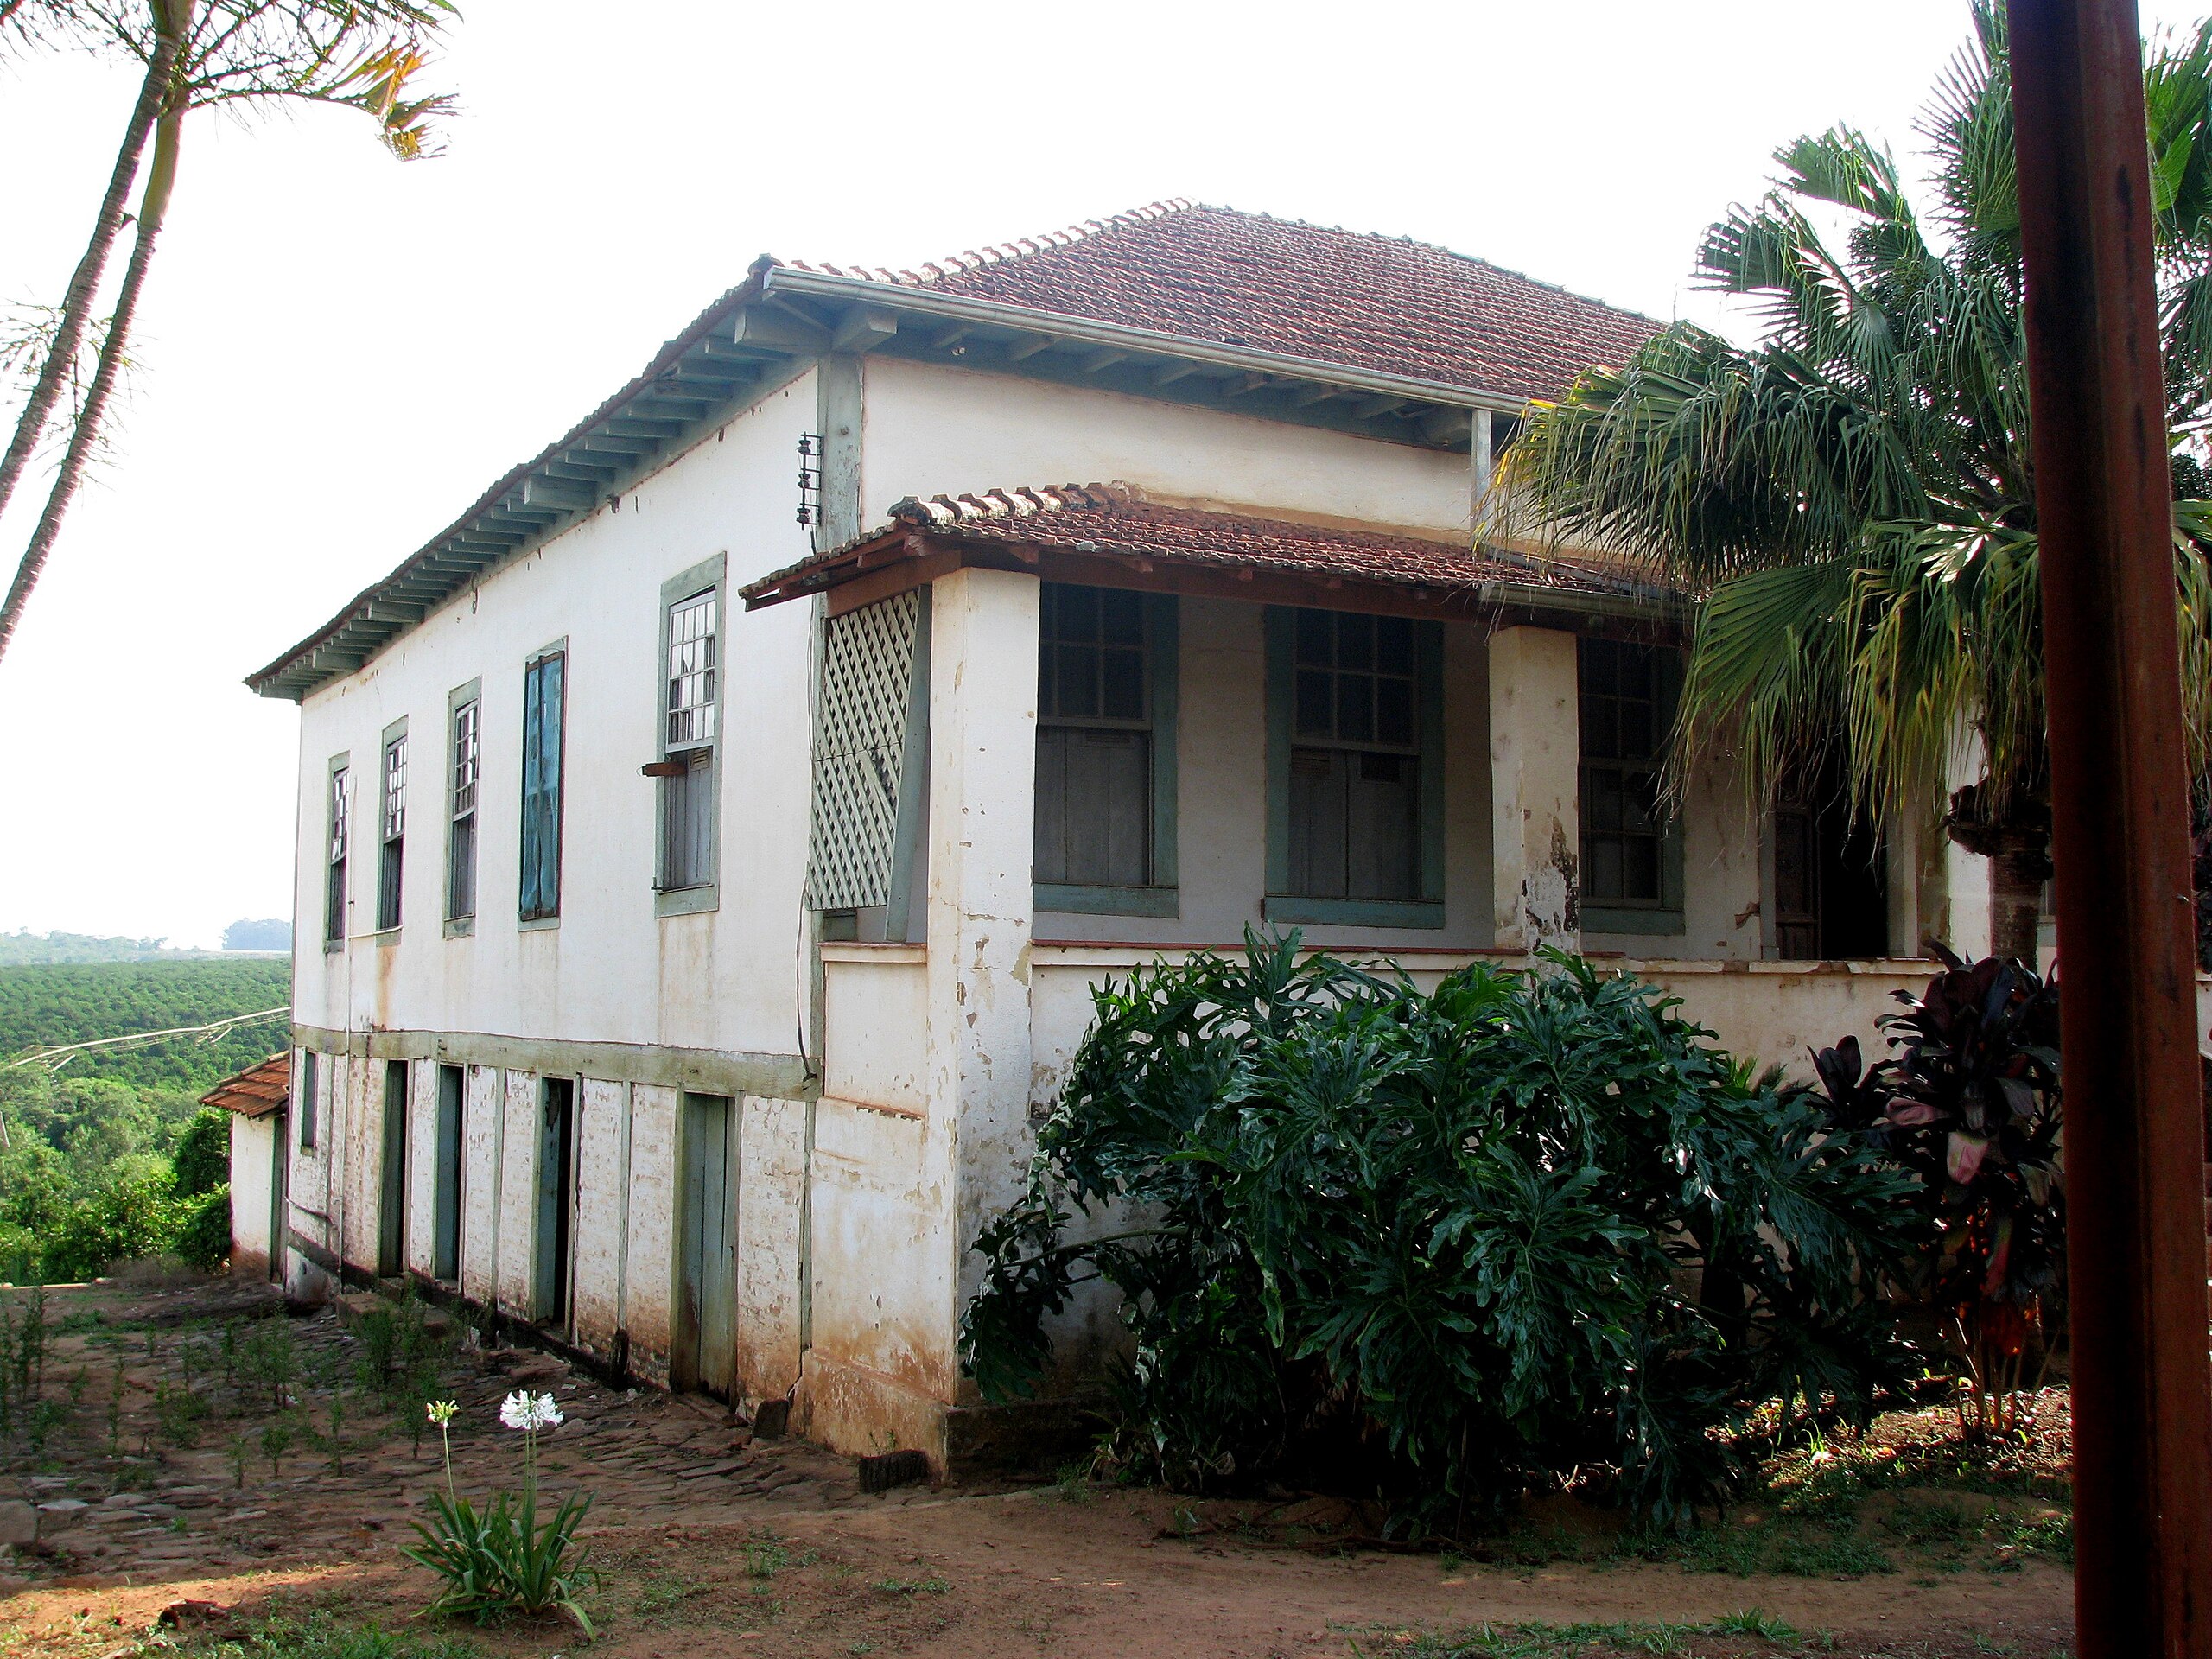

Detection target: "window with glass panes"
[378, 731, 407, 931]
[324, 765, 351, 946]
[1035, 584, 1152, 889]
[659, 589, 718, 892]
[1578, 639, 1671, 909]
[1287, 609, 1421, 901]
[447, 697, 480, 922]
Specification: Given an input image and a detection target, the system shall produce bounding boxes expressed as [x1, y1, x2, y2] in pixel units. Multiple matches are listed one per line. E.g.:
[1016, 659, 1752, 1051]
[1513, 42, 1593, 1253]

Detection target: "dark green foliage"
[1813, 948, 2063, 1428]
[0, 959, 289, 1281]
[961, 931, 1922, 1529]
[0, 958, 289, 1088]
[41, 1168, 183, 1281]
[173, 1185, 233, 1273]
[173, 1106, 231, 1197]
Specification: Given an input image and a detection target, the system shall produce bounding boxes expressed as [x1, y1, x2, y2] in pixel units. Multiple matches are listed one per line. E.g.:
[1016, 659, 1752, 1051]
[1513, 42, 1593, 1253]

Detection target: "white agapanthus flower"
[499, 1390, 564, 1432]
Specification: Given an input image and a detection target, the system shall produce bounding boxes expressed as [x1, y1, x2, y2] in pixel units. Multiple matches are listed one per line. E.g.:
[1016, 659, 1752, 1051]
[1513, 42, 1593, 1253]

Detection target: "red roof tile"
[741, 484, 1642, 609]
[793, 202, 1660, 404]
[203, 1052, 289, 1118]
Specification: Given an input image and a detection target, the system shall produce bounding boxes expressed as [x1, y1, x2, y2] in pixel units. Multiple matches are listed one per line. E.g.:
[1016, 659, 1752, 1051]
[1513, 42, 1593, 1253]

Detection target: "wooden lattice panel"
[806, 590, 921, 911]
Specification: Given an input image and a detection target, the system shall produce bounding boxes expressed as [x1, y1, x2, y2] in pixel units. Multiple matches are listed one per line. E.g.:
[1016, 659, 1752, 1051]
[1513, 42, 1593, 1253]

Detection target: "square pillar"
[924, 568, 1040, 1384]
[1489, 625, 1582, 954]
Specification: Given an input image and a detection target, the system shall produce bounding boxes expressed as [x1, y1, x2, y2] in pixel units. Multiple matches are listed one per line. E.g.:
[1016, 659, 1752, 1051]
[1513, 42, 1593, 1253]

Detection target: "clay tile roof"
[788, 201, 1659, 404]
[202, 1052, 289, 1119]
[741, 483, 1644, 608]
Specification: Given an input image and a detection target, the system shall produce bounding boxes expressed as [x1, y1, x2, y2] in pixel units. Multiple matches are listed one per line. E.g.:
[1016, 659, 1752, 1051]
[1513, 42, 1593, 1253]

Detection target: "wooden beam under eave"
[1152, 360, 1202, 388]
[1006, 334, 1055, 363]
[1288, 384, 1341, 409]
[1079, 347, 1128, 374]
[830, 306, 899, 354]
[1352, 393, 1408, 420]
[820, 548, 967, 617]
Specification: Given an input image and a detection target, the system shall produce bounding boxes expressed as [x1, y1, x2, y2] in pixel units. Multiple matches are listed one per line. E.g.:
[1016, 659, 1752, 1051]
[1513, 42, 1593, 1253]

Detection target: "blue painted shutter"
[519, 653, 565, 918]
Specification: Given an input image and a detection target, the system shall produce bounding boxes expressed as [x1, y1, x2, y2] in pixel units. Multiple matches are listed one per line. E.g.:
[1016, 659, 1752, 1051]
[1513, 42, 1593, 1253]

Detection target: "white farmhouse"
[238, 201, 1987, 1469]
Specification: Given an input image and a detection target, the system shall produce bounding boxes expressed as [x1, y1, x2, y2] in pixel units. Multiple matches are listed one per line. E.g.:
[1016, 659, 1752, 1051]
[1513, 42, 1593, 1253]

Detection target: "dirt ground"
[0, 1281, 2075, 1659]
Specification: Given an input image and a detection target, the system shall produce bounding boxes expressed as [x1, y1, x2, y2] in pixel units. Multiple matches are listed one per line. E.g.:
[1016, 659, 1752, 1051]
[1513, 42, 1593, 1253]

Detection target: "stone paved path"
[6, 1280, 961, 1586]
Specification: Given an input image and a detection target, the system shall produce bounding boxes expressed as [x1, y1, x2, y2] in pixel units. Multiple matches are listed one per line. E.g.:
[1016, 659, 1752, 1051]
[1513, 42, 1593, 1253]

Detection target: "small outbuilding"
[203, 1053, 289, 1280]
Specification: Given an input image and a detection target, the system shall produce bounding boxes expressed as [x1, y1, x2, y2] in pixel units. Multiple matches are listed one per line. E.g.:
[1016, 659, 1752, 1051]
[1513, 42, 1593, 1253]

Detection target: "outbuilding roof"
[248, 203, 1660, 701]
[741, 483, 1678, 632]
[202, 1052, 289, 1119]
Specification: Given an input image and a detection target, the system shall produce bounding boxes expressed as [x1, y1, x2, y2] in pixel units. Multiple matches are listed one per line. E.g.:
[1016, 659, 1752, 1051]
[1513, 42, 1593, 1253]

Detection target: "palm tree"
[1500, 2, 2212, 964]
[0, 0, 458, 666]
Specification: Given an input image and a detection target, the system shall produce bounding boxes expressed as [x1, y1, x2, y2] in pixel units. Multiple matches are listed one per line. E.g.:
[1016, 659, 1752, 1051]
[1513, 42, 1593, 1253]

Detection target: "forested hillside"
[0, 959, 291, 1281]
[0, 959, 291, 1088]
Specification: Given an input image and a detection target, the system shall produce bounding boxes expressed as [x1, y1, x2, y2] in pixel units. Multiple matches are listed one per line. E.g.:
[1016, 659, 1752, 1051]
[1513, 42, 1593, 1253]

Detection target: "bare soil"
[0, 1281, 2075, 1659]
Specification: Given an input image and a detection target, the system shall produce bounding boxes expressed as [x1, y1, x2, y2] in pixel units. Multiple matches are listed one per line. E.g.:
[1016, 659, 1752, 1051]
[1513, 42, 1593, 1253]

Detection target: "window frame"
[1262, 607, 1446, 930]
[1033, 585, 1180, 919]
[518, 640, 568, 929]
[323, 754, 351, 952]
[654, 555, 726, 918]
[377, 717, 408, 935]
[445, 679, 481, 936]
[1576, 636, 1688, 937]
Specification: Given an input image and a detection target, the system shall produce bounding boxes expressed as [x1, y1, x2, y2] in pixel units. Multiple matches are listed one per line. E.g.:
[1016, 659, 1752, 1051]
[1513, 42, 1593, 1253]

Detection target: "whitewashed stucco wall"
[859, 356, 1475, 538]
[227, 1114, 277, 1277]
[289, 369, 820, 1057]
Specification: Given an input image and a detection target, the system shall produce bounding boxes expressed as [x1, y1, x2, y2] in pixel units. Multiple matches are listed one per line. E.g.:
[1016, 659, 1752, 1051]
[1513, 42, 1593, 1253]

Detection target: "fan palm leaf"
[1502, 0, 2212, 962]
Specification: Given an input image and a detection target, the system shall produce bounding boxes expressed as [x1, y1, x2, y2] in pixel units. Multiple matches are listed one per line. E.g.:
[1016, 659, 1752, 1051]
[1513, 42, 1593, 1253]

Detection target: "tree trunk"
[0, 16, 180, 529]
[1989, 840, 2049, 966]
[0, 35, 184, 665]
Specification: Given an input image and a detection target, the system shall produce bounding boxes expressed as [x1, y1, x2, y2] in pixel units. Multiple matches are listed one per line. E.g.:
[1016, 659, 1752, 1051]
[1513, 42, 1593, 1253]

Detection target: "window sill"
[1580, 906, 1687, 938]
[1036, 884, 1179, 919]
[1263, 895, 1446, 931]
[371, 927, 401, 947]
[655, 885, 719, 918]
[518, 914, 562, 933]
[443, 917, 475, 939]
[322, 939, 343, 956]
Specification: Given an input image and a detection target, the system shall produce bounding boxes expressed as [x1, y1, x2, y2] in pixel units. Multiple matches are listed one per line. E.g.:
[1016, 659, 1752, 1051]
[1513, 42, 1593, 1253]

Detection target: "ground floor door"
[674, 1091, 736, 1399]
[433, 1065, 464, 1282]
[270, 1110, 290, 1283]
[534, 1078, 576, 1326]
[1772, 754, 1890, 960]
[378, 1061, 408, 1276]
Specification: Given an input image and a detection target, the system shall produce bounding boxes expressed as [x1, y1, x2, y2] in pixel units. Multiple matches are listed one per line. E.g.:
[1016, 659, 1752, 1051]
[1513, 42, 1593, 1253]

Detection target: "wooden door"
[270, 1111, 290, 1283]
[378, 1061, 409, 1277]
[676, 1092, 736, 1399]
[534, 1079, 575, 1325]
[433, 1065, 464, 1282]
[1772, 804, 1821, 959]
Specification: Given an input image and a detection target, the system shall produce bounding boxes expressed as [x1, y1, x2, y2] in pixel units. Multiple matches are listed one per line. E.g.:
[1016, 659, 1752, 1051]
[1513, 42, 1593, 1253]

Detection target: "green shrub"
[961, 931, 1923, 1530]
[44, 1170, 181, 1281]
[173, 1106, 232, 1197]
[173, 1185, 232, 1272]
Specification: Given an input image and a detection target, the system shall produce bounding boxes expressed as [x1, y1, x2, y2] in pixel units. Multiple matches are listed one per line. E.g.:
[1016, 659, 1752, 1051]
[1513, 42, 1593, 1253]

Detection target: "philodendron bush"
[961, 931, 1922, 1529]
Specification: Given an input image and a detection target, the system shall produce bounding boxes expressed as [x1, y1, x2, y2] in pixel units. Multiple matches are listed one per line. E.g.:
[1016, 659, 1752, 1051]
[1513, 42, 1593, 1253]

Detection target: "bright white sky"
[0, 0, 2202, 948]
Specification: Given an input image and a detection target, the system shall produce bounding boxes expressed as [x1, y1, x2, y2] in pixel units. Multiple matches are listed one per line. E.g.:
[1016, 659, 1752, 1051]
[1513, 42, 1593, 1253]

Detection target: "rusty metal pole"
[2008, 1, 2212, 1652]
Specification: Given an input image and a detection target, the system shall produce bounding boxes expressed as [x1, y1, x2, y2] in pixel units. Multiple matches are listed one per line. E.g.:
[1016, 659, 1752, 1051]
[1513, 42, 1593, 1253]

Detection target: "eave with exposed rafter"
[247, 262, 1519, 703]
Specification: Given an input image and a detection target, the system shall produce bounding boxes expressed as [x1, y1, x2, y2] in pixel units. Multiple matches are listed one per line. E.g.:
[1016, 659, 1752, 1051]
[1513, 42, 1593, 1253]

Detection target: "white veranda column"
[924, 568, 1040, 1390]
[1489, 625, 1582, 955]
